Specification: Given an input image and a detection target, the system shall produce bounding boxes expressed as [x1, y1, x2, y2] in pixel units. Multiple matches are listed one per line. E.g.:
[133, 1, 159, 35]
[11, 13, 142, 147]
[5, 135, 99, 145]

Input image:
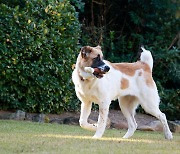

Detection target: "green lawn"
[0, 120, 179, 154]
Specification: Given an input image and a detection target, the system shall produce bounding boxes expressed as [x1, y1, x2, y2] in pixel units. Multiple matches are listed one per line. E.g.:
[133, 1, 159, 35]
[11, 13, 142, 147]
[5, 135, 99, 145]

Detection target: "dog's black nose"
[104, 66, 110, 72]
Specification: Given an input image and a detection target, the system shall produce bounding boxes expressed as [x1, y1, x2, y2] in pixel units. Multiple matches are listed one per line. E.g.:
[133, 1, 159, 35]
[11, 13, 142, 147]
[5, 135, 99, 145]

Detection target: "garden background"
[0, 0, 179, 120]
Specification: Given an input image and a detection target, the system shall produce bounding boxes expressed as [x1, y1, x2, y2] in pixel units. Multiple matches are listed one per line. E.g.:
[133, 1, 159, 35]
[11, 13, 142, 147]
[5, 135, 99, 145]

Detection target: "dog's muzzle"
[93, 64, 110, 79]
[98, 64, 110, 73]
[90, 55, 110, 78]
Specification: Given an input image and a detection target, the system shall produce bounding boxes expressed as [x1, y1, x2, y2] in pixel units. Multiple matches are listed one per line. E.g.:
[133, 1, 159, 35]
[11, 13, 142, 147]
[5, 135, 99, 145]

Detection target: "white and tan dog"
[72, 45, 173, 139]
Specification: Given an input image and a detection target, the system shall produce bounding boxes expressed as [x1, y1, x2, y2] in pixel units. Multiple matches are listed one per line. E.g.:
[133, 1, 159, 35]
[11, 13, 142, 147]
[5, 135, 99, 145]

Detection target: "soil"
[47, 109, 157, 129]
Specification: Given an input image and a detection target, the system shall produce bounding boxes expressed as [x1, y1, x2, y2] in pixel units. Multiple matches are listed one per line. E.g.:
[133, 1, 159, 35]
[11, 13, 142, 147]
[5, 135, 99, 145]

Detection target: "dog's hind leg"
[119, 95, 139, 139]
[79, 102, 97, 131]
[140, 95, 173, 140]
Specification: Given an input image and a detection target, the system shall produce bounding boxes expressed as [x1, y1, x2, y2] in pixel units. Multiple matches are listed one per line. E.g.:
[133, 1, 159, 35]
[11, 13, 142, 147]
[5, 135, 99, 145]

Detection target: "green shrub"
[0, 0, 80, 113]
[153, 48, 180, 120]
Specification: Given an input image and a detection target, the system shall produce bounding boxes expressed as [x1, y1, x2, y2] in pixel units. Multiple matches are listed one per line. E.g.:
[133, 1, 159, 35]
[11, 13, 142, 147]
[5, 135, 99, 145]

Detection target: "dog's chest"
[76, 81, 101, 103]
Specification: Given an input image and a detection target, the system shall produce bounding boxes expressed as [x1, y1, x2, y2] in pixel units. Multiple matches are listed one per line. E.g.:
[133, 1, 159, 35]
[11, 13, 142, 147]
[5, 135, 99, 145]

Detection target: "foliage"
[154, 48, 180, 120]
[0, 0, 179, 120]
[0, 0, 80, 113]
[70, 0, 85, 12]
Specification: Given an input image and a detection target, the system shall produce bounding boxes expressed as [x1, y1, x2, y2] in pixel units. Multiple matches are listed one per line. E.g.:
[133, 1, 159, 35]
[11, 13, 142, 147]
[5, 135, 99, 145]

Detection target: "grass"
[0, 120, 179, 154]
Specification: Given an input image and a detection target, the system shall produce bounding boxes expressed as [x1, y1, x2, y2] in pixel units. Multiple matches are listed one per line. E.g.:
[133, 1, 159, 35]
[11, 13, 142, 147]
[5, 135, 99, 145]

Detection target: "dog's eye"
[97, 54, 101, 60]
[93, 54, 101, 61]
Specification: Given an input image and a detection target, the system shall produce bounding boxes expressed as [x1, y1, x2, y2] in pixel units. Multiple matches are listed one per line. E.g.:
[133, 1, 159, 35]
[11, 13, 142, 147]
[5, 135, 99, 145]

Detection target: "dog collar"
[79, 74, 85, 81]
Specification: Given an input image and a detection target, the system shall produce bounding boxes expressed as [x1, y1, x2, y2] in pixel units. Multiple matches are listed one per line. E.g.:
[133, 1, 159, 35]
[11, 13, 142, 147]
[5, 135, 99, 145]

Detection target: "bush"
[0, 0, 80, 113]
[153, 48, 180, 120]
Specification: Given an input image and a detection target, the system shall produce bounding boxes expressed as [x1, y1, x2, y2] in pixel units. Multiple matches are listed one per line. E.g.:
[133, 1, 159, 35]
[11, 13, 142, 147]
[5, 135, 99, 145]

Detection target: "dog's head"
[80, 45, 110, 78]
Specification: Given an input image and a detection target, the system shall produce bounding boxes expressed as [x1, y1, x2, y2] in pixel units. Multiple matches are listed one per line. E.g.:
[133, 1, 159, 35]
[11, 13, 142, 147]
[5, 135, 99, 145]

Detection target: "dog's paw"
[92, 135, 101, 139]
[92, 123, 98, 127]
[165, 132, 173, 140]
[122, 133, 132, 139]
[122, 135, 129, 139]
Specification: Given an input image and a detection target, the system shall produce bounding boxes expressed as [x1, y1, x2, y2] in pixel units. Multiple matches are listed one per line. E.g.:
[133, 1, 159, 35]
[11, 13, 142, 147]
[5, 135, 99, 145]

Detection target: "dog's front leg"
[93, 102, 110, 138]
[79, 101, 97, 131]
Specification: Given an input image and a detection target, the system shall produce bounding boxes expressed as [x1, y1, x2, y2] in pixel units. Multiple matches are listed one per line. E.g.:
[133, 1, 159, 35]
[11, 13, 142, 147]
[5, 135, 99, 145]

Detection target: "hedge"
[0, 0, 80, 113]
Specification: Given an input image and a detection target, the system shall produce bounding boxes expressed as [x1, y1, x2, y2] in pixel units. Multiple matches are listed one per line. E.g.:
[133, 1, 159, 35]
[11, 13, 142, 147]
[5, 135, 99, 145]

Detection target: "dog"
[72, 45, 173, 139]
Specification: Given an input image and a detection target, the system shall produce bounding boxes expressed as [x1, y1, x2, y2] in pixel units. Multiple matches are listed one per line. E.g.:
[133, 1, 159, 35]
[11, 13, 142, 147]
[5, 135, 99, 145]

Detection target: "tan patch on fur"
[79, 46, 103, 68]
[121, 78, 129, 89]
[145, 73, 154, 87]
[111, 61, 154, 88]
[121, 95, 137, 104]
[89, 47, 103, 59]
[112, 61, 151, 76]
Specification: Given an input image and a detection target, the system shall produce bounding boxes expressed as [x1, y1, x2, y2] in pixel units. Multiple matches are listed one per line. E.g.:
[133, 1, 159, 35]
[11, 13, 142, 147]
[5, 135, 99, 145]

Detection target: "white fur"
[140, 47, 153, 70]
[84, 67, 95, 74]
[72, 48, 173, 140]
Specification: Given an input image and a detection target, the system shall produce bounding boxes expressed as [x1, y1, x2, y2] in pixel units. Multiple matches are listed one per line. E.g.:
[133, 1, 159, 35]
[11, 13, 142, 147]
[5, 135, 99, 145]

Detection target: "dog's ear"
[80, 46, 92, 58]
[95, 45, 101, 50]
[80, 47, 87, 58]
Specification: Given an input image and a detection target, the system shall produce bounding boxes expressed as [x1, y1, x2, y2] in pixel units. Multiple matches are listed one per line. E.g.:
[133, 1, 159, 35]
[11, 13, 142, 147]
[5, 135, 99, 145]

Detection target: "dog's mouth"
[93, 72, 104, 78]
[93, 68, 107, 79]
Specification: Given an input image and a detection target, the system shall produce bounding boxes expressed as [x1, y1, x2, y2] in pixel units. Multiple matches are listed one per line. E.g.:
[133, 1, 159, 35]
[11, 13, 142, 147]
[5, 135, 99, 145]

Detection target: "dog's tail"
[140, 47, 153, 71]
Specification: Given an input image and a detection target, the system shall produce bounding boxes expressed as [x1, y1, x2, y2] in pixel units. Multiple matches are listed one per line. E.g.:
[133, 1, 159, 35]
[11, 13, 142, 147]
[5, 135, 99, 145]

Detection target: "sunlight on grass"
[0, 120, 179, 154]
[38, 134, 156, 143]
